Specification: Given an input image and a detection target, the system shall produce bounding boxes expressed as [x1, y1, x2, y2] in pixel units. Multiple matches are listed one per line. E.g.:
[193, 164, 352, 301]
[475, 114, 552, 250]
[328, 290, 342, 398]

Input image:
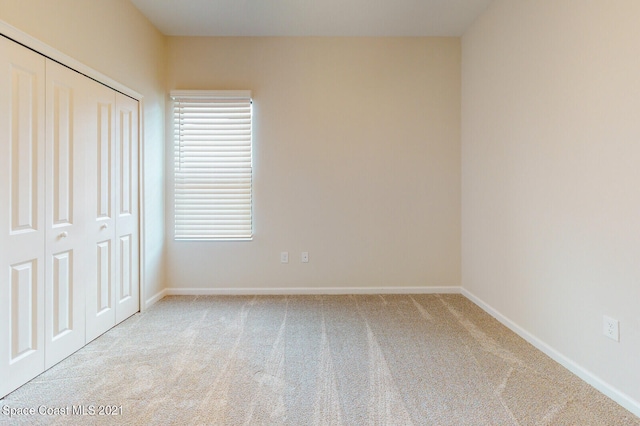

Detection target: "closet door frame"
[0, 22, 146, 314]
[0, 25, 144, 398]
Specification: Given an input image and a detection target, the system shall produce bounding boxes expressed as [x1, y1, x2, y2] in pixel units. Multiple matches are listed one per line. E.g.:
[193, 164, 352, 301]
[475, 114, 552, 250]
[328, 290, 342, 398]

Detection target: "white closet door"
[85, 80, 117, 343]
[115, 93, 140, 323]
[44, 60, 87, 368]
[0, 36, 46, 397]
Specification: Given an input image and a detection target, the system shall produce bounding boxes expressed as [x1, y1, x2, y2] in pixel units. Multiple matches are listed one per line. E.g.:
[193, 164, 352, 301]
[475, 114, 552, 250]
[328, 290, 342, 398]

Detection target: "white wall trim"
[165, 286, 461, 296]
[461, 288, 640, 418]
[137, 98, 146, 312]
[0, 20, 142, 99]
[145, 289, 167, 309]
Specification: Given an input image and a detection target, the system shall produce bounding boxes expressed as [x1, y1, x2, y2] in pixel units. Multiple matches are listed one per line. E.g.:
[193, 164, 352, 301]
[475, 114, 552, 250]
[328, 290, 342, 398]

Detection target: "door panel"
[10, 68, 40, 233]
[85, 81, 116, 343]
[96, 240, 112, 313]
[51, 251, 73, 337]
[52, 83, 72, 225]
[0, 36, 46, 398]
[44, 60, 87, 368]
[119, 235, 132, 300]
[98, 103, 112, 219]
[115, 94, 139, 323]
[10, 260, 39, 360]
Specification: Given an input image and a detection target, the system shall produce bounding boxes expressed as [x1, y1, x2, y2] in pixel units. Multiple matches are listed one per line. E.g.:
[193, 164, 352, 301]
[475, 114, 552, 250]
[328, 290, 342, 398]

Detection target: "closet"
[0, 35, 140, 398]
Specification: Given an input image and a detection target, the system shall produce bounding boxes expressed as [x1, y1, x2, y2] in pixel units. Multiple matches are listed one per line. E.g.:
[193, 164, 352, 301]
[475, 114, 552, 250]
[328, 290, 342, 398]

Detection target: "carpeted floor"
[0, 294, 638, 425]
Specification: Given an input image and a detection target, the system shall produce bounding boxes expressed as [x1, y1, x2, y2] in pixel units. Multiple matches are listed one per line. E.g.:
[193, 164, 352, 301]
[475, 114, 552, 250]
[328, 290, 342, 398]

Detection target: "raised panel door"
[85, 80, 116, 343]
[44, 60, 87, 368]
[114, 93, 139, 323]
[0, 36, 46, 398]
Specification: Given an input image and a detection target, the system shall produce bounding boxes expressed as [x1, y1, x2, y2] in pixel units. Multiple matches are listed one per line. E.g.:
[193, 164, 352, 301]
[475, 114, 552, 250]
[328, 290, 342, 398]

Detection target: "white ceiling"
[129, 0, 492, 37]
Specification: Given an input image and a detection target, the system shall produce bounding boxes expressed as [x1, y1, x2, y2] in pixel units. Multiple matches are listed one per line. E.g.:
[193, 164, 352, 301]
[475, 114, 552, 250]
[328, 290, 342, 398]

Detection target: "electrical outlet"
[301, 252, 309, 263]
[603, 315, 619, 342]
[280, 251, 289, 263]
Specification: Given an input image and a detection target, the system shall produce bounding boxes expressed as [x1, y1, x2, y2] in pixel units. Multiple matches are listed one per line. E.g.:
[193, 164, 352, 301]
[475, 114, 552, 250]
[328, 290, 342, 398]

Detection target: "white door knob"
[101, 223, 108, 230]
[59, 231, 68, 238]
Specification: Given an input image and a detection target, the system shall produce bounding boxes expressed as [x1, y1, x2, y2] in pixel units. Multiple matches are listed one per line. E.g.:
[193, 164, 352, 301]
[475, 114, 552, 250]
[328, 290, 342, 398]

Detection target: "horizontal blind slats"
[174, 93, 252, 240]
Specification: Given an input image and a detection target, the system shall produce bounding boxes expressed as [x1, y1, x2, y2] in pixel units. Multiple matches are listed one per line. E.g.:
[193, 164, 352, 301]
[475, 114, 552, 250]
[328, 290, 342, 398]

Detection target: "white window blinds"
[171, 90, 252, 240]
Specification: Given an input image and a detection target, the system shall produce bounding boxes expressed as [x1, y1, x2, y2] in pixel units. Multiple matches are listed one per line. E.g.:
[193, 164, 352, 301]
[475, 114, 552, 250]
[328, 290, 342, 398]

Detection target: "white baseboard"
[164, 286, 461, 296]
[144, 289, 167, 309]
[461, 288, 640, 418]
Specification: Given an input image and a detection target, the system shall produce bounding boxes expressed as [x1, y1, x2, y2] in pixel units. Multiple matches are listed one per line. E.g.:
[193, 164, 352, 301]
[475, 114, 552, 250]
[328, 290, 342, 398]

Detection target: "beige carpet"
[0, 294, 638, 425]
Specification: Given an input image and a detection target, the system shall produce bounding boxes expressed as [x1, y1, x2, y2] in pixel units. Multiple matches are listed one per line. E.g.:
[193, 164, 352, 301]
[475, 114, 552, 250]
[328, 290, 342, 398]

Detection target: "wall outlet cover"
[603, 315, 619, 342]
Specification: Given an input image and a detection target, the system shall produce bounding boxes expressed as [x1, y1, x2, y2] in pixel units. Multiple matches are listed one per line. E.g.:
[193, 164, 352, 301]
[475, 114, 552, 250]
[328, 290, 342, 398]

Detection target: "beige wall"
[167, 37, 461, 290]
[0, 0, 167, 303]
[462, 0, 640, 409]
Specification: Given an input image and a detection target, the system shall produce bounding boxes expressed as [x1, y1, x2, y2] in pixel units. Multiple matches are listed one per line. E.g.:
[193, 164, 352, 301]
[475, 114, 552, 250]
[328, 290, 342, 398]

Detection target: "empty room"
[0, 0, 639, 424]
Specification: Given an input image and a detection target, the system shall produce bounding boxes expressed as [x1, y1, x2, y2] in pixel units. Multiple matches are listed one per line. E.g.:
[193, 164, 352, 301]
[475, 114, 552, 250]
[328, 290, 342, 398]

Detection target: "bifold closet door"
[0, 36, 46, 397]
[85, 81, 117, 343]
[1, 35, 140, 398]
[44, 60, 87, 369]
[85, 84, 140, 341]
[114, 93, 139, 323]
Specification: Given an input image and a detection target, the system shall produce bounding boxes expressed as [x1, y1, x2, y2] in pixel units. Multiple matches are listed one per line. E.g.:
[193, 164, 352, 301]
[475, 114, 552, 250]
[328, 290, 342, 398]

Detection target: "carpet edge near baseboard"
[147, 285, 639, 419]
[163, 285, 462, 296]
[461, 288, 640, 419]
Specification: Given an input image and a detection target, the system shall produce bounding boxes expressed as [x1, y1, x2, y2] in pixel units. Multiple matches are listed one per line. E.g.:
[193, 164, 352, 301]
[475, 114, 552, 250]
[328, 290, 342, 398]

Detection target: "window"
[171, 90, 252, 240]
